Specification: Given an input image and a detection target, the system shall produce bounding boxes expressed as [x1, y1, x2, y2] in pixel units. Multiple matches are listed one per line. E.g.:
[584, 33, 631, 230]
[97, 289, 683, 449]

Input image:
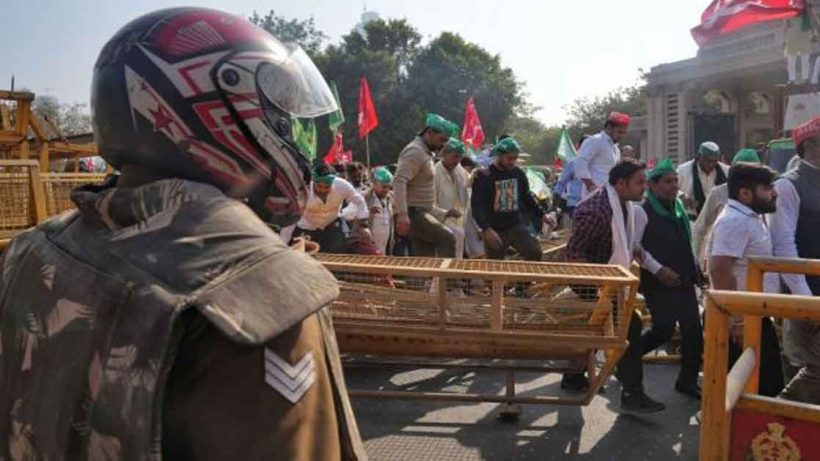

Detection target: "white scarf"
[605, 184, 634, 269]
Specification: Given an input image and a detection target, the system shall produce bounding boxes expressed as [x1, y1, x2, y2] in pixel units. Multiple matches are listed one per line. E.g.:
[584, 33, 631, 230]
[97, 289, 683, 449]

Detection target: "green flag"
[292, 117, 318, 160]
[328, 81, 345, 133]
[555, 127, 577, 162]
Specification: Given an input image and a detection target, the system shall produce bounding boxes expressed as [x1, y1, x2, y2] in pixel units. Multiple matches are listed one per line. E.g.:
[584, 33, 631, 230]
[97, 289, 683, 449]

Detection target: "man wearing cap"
[282, 163, 370, 254]
[394, 114, 460, 257]
[575, 112, 630, 199]
[769, 116, 820, 404]
[435, 138, 471, 259]
[692, 148, 761, 267]
[677, 141, 730, 219]
[471, 137, 549, 261]
[633, 159, 703, 399]
[365, 167, 395, 255]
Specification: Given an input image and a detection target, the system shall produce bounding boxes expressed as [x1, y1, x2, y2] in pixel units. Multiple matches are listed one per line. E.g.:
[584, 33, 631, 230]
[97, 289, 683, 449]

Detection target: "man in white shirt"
[769, 115, 820, 404]
[692, 148, 761, 268]
[708, 162, 784, 397]
[365, 167, 395, 255]
[283, 163, 369, 254]
[574, 112, 630, 199]
[677, 141, 730, 219]
[434, 138, 470, 259]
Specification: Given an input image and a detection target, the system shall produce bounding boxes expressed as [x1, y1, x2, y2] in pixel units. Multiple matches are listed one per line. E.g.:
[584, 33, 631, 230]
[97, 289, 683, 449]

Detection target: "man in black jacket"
[471, 137, 549, 261]
[635, 159, 703, 399]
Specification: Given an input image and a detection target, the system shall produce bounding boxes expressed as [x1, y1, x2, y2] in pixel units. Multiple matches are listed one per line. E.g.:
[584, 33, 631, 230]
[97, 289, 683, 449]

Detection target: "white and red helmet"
[91, 8, 337, 228]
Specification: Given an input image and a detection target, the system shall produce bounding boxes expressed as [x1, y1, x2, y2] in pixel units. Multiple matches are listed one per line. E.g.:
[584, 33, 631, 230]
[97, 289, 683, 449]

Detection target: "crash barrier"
[318, 253, 639, 408]
[700, 256, 820, 460]
[0, 159, 105, 249]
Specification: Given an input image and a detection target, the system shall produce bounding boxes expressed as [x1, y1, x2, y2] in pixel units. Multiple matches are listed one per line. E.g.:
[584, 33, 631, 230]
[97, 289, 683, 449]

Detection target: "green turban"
[492, 137, 522, 156]
[372, 167, 393, 185]
[698, 141, 720, 158]
[443, 137, 466, 155]
[732, 148, 761, 164]
[312, 165, 336, 185]
[647, 158, 677, 180]
[425, 113, 458, 137]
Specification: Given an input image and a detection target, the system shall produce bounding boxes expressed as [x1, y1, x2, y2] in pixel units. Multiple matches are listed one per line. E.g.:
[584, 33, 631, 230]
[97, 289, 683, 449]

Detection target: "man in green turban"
[692, 148, 762, 266]
[364, 167, 395, 255]
[677, 141, 730, 218]
[471, 136, 549, 261]
[634, 157, 703, 399]
[393, 113, 460, 257]
[434, 138, 470, 258]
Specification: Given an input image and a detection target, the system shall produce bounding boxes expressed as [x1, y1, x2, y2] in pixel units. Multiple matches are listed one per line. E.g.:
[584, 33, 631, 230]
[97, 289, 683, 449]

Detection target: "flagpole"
[365, 134, 371, 169]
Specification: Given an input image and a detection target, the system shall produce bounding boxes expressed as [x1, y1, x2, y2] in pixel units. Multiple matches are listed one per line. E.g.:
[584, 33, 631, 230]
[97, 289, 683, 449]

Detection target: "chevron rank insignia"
[264, 349, 316, 404]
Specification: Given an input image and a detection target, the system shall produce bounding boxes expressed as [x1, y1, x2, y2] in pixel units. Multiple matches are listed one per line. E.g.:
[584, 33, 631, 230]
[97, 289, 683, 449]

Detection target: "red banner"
[323, 131, 344, 165]
[358, 76, 378, 139]
[461, 97, 485, 150]
[691, 0, 804, 46]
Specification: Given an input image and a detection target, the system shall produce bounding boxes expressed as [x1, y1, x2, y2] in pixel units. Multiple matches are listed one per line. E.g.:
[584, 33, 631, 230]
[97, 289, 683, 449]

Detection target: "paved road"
[346, 362, 701, 460]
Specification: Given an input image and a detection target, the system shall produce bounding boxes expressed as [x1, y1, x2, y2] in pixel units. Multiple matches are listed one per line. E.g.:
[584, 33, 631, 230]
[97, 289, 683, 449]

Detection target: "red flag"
[647, 158, 657, 170]
[323, 131, 344, 165]
[358, 77, 378, 139]
[691, 0, 804, 47]
[338, 150, 353, 164]
[553, 157, 563, 171]
[461, 97, 485, 150]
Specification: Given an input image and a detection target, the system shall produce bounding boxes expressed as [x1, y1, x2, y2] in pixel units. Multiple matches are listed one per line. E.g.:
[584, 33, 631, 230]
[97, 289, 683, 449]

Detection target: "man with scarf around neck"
[561, 158, 666, 413]
[435, 138, 470, 259]
[633, 159, 703, 400]
[677, 141, 730, 219]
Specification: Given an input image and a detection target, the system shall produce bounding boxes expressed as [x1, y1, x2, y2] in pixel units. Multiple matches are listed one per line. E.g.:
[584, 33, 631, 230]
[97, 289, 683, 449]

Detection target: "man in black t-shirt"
[471, 137, 549, 261]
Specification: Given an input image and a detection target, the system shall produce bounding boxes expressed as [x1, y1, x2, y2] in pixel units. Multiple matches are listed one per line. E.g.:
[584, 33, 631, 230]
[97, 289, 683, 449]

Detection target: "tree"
[564, 84, 647, 141]
[249, 10, 328, 57]
[405, 33, 524, 148]
[32, 95, 92, 137]
[314, 19, 424, 166]
[502, 116, 562, 164]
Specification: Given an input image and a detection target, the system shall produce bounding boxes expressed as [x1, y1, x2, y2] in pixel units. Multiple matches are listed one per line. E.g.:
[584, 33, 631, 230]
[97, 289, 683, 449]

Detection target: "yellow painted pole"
[700, 293, 731, 461]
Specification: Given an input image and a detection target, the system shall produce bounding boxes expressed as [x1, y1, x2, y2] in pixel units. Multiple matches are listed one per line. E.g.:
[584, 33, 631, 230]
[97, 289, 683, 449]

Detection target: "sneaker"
[674, 382, 702, 400]
[560, 374, 590, 394]
[620, 390, 666, 414]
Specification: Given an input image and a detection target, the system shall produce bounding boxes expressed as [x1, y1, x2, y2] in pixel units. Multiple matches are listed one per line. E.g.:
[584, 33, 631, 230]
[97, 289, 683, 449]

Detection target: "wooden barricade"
[700, 257, 820, 460]
[319, 254, 639, 407]
[0, 159, 105, 250]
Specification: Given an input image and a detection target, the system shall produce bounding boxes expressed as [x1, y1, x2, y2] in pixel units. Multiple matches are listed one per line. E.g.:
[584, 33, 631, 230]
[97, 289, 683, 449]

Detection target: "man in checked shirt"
[560, 158, 666, 414]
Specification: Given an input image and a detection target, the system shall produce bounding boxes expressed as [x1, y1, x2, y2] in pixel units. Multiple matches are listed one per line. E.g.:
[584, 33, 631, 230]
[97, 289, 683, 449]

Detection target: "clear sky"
[1, 0, 705, 125]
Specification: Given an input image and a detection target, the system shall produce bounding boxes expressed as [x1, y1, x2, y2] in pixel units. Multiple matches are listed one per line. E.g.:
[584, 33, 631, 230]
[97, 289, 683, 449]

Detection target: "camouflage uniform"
[0, 179, 366, 460]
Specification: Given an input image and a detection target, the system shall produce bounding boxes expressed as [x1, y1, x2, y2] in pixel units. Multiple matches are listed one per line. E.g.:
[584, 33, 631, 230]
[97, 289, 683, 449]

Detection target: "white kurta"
[281, 177, 368, 243]
[434, 162, 469, 258]
[574, 131, 620, 199]
[676, 159, 730, 207]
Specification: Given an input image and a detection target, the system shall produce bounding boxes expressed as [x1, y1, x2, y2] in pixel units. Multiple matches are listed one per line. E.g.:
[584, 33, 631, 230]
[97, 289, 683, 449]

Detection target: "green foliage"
[32, 95, 92, 136]
[249, 10, 328, 57]
[564, 85, 646, 141]
[501, 116, 562, 164]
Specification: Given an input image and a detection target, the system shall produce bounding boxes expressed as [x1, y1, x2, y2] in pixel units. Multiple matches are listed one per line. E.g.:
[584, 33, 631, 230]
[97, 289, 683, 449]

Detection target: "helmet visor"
[256, 43, 337, 118]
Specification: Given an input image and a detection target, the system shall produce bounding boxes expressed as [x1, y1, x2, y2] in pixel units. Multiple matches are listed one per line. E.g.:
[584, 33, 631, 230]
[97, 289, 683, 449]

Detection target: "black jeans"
[485, 224, 542, 261]
[641, 287, 703, 387]
[564, 309, 644, 394]
[293, 220, 347, 254]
